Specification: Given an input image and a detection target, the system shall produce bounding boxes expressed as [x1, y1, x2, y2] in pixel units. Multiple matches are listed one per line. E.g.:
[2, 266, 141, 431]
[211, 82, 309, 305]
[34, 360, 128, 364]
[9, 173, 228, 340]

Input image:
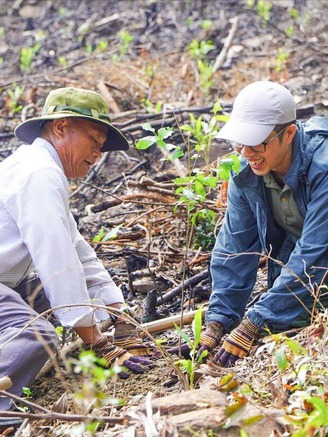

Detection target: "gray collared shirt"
[263, 172, 304, 239]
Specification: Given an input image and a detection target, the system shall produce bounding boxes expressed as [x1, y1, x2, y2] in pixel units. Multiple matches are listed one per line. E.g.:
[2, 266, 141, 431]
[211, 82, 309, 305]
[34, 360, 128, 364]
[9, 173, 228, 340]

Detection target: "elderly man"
[0, 87, 151, 426]
[193, 81, 328, 367]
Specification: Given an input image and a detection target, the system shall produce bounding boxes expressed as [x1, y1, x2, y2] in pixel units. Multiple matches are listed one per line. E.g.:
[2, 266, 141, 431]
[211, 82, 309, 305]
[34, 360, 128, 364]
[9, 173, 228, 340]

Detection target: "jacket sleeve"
[6, 167, 122, 327]
[249, 162, 328, 330]
[207, 177, 262, 332]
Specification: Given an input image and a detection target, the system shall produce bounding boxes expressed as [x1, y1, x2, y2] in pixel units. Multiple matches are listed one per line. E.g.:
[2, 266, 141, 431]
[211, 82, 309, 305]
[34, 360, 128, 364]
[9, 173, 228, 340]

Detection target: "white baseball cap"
[217, 81, 296, 146]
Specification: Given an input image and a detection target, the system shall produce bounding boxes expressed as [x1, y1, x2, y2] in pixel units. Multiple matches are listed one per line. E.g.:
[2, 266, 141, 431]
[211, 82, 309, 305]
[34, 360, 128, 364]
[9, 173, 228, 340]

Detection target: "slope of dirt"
[0, 0, 328, 435]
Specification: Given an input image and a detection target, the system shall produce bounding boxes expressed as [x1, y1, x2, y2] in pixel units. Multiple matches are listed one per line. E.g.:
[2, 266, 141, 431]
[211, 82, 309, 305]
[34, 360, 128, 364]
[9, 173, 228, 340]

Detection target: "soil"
[0, 0, 328, 435]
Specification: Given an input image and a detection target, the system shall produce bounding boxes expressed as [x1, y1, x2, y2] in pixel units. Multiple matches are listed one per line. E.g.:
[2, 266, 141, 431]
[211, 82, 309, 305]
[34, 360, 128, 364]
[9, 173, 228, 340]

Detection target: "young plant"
[257, 0, 272, 24]
[93, 225, 122, 243]
[174, 306, 207, 388]
[112, 29, 133, 62]
[275, 47, 290, 72]
[179, 99, 229, 166]
[187, 39, 216, 95]
[135, 123, 183, 161]
[20, 42, 41, 72]
[140, 98, 162, 114]
[7, 83, 24, 113]
[71, 350, 125, 411]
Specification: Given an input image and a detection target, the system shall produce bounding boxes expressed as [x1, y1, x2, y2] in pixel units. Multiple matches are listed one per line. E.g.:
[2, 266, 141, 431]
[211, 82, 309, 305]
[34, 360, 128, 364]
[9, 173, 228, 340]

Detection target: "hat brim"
[14, 114, 129, 151]
[216, 120, 275, 146]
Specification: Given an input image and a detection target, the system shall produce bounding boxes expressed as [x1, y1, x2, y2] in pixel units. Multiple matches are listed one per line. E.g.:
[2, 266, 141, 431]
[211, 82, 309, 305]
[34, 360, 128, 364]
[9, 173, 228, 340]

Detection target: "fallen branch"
[156, 269, 209, 305]
[142, 307, 208, 334]
[213, 17, 239, 72]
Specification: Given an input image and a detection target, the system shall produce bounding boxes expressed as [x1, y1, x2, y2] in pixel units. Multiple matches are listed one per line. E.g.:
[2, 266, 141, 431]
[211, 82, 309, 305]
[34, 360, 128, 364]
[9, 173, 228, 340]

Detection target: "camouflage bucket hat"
[14, 87, 129, 151]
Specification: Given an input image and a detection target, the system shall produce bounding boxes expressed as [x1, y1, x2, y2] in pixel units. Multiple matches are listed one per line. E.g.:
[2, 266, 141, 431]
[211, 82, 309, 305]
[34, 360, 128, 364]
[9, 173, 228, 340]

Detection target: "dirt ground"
[0, 0, 328, 435]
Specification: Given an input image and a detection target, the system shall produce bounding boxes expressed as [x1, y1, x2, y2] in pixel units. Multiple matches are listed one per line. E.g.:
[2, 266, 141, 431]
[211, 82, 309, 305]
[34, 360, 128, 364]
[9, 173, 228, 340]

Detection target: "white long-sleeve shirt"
[0, 138, 124, 327]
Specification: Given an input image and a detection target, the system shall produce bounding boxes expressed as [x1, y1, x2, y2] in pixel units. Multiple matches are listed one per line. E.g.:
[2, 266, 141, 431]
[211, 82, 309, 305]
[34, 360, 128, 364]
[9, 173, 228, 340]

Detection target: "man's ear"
[52, 118, 69, 139]
[285, 123, 297, 145]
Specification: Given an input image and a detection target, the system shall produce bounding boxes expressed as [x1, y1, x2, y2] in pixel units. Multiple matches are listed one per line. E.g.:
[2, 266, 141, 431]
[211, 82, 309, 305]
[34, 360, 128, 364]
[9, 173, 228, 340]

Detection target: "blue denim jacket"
[207, 117, 328, 332]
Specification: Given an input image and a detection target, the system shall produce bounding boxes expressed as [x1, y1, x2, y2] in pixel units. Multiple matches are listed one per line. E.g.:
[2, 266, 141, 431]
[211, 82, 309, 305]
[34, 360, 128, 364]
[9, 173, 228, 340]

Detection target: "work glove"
[213, 317, 260, 367]
[168, 321, 225, 359]
[113, 319, 151, 356]
[84, 335, 153, 374]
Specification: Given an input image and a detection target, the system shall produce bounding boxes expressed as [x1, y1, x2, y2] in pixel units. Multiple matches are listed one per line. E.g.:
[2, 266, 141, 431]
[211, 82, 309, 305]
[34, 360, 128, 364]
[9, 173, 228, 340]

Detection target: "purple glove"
[214, 317, 260, 367]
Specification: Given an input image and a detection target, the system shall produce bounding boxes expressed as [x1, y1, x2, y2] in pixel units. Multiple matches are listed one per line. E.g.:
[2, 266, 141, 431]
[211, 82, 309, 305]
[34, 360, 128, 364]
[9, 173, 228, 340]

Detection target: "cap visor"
[216, 120, 275, 146]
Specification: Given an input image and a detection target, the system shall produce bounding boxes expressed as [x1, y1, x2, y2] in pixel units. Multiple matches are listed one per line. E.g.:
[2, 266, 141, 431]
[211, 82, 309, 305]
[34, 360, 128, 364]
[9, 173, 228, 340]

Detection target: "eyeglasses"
[229, 126, 288, 154]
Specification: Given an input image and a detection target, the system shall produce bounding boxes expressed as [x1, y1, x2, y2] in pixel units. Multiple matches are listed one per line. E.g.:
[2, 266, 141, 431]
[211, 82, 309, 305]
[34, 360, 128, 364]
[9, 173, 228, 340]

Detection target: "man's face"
[55, 118, 108, 179]
[239, 127, 295, 178]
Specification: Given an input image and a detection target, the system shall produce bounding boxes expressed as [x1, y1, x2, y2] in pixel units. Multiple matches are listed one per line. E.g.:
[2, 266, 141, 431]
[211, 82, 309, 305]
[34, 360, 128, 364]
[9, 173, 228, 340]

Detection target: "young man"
[197, 81, 328, 367]
[0, 87, 152, 425]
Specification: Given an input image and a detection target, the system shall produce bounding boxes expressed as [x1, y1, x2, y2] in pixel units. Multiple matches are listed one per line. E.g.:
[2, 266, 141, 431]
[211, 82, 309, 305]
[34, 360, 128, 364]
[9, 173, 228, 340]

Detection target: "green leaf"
[213, 99, 222, 114]
[171, 149, 184, 160]
[22, 387, 31, 397]
[242, 415, 264, 426]
[275, 347, 288, 371]
[140, 123, 155, 133]
[135, 136, 157, 150]
[93, 226, 105, 243]
[174, 323, 193, 345]
[217, 167, 230, 181]
[158, 126, 173, 140]
[102, 225, 122, 241]
[192, 306, 204, 345]
[285, 338, 307, 356]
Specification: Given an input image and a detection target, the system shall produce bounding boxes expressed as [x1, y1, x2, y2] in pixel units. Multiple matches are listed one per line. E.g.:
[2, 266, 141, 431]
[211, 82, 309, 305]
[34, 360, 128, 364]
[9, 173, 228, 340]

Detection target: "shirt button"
[281, 197, 287, 203]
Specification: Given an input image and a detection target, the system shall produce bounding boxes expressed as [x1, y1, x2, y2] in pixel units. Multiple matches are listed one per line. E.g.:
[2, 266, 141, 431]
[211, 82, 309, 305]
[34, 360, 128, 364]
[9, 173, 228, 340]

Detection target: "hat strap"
[44, 105, 111, 121]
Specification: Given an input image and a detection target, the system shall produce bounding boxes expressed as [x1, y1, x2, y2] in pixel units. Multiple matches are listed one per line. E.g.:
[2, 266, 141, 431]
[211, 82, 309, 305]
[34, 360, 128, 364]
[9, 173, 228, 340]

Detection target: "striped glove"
[113, 320, 150, 356]
[214, 317, 260, 367]
[85, 335, 153, 373]
[168, 321, 224, 359]
[196, 321, 225, 358]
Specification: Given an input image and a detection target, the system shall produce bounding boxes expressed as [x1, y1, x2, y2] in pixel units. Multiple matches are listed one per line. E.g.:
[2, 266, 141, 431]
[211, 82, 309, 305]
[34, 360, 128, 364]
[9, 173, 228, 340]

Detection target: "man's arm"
[249, 169, 328, 330]
[207, 177, 262, 332]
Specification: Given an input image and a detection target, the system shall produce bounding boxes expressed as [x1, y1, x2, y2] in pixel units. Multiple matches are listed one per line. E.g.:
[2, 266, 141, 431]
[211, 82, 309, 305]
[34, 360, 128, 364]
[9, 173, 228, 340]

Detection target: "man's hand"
[213, 317, 260, 367]
[113, 320, 152, 356]
[85, 335, 153, 374]
[168, 321, 224, 359]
